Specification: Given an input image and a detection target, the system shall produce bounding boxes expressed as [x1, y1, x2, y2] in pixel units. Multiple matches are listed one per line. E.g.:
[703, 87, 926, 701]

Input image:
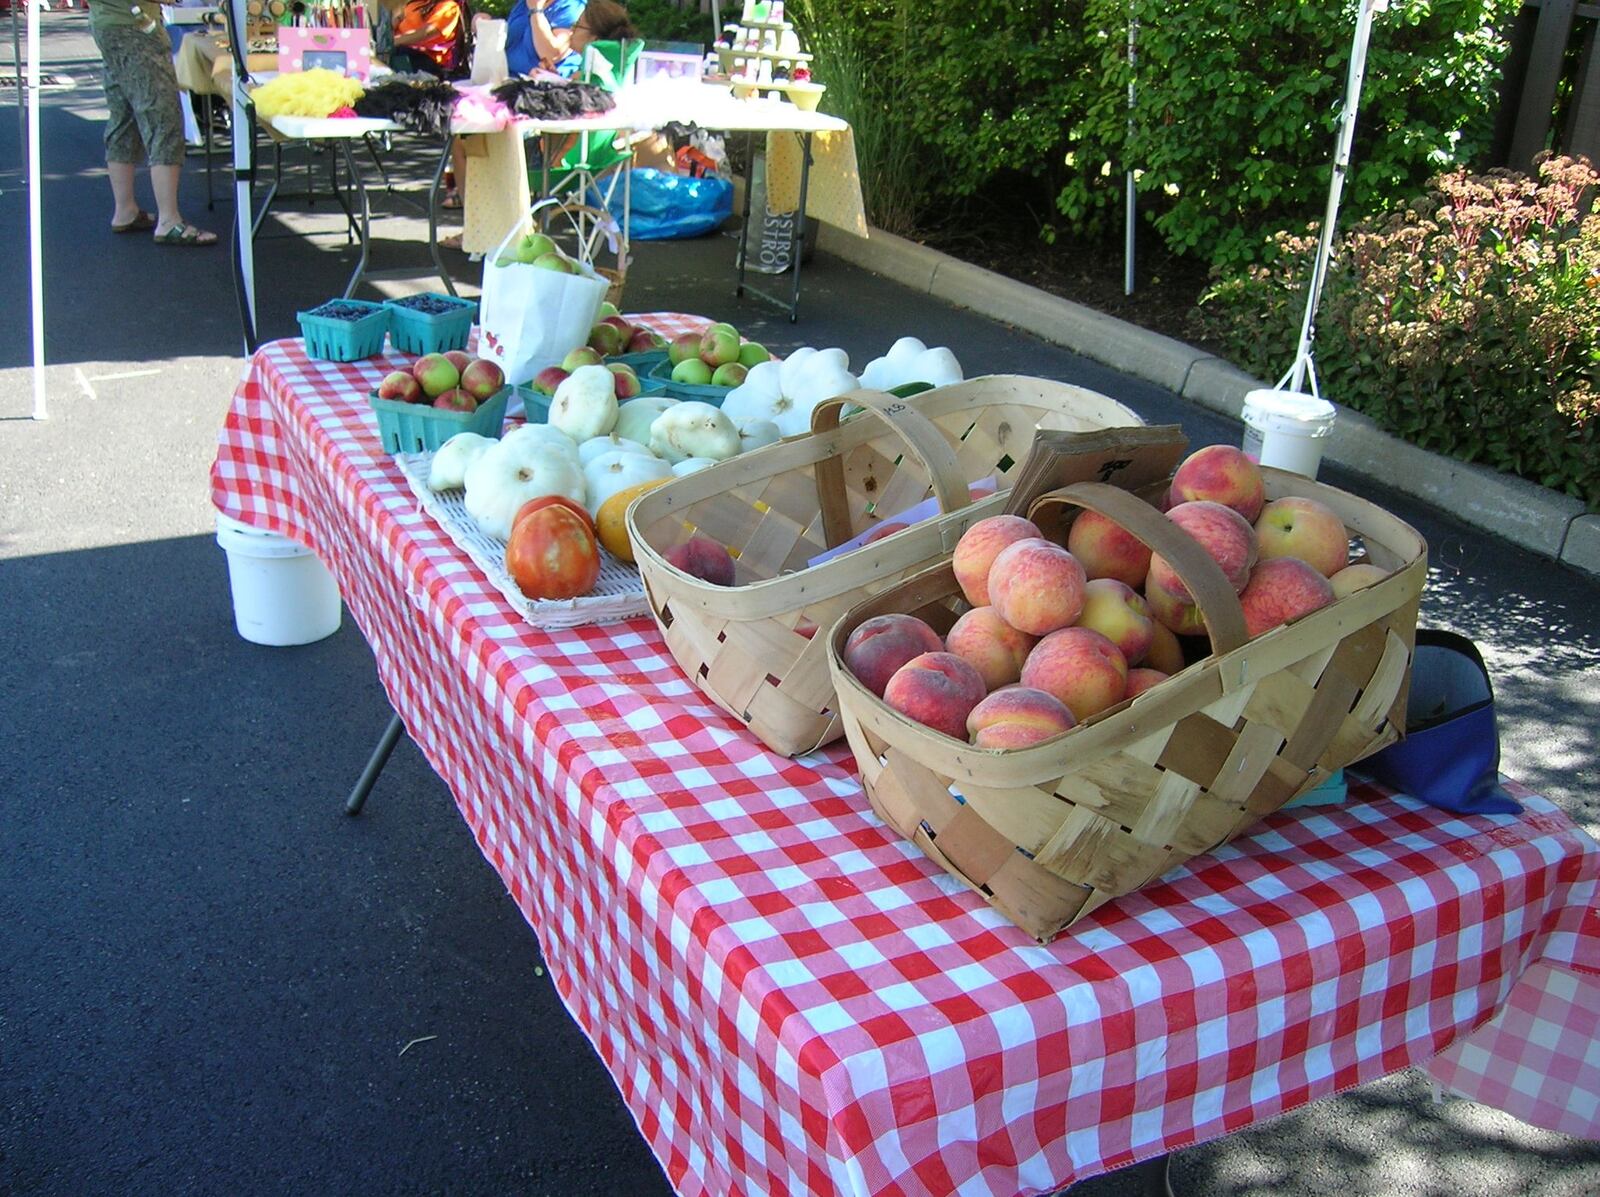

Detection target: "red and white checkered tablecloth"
[211, 324, 1600, 1197]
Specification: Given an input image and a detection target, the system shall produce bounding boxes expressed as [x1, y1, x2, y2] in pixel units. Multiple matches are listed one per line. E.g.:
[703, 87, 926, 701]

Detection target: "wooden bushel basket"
[627, 377, 1144, 756]
[827, 470, 1429, 941]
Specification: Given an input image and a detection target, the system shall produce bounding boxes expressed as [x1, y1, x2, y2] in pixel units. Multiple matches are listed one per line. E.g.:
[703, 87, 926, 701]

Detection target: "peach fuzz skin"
[951, 515, 1041, 607]
[1019, 627, 1128, 723]
[967, 686, 1076, 749]
[1169, 444, 1266, 522]
[1147, 500, 1258, 600]
[842, 614, 946, 698]
[988, 538, 1088, 637]
[883, 651, 988, 739]
[944, 607, 1037, 691]
[1065, 509, 1152, 588]
[1238, 557, 1335, 639]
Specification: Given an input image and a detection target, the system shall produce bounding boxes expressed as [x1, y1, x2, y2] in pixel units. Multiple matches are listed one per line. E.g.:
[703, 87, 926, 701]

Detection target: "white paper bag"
[467, 16, 508, 87]
[477, 214, 609, 387]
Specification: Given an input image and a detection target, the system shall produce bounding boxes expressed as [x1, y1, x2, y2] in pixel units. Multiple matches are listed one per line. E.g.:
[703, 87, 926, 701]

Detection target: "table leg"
[203, 96, 214, 211]
[787, 131, 813, 323]
[426, 132, 456, 297]
[735, 129, 755, 299]
[325, 143, 359, 245]
[252, 141, 282, 238]
[345, 711, 404, 816]
[339, 138, 372, 299]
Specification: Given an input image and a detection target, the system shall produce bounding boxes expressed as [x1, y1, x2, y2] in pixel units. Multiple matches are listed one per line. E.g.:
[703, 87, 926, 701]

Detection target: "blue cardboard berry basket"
[369, 383, 513, 454]
[298, 300, 391, 362]
[384, 293, 479, 356]
[647, 357, 736, 405]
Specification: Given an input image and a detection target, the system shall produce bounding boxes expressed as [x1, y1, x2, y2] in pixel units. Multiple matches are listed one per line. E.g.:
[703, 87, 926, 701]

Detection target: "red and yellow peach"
[1065, 508, 1152, 588]
[883, 651, 988, 739]
[989, 538, 1088, 637]
[944, 606, 1037, 691]
[842, 613, 946, 698]
[967, 686, 1077, 749]
[952, 515, 1042, 606]
[1169, 444, 1266, 522]
[1148, 500, 1258, 600]
[1255, 496, 1349, 578]
[1238, 557, 1336, 638]
[1019, 627, 1128, 723]
[1074, 577, 1155, 666]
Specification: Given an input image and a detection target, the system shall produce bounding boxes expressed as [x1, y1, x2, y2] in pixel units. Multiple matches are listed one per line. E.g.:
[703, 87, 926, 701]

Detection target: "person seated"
[383, 0, 465, 78]
[505, 0, 634, 79]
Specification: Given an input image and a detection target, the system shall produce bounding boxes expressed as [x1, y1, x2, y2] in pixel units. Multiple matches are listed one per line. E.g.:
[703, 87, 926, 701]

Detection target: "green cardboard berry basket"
[298, 300, 391, 362]
[647, 357, 735, 406]
[369, 383, 513, 453]
[384, 294, 479, 356]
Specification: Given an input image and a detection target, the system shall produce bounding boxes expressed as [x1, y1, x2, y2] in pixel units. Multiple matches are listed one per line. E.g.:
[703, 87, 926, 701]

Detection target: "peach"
[968, 686, 1076, 749]
[1020, 627, 1128, 723]
[989, 538, 1088, 637]
[664, 536, 736, 587]
[1145, 574, 1207, 638]
[842, 614, 946, 698]
[952, 515, 1042, 606]
[883, 651, 988, 739]
[944, 606, 1037, 691]
[1329, 562, 1388, 599]
[1075, 578, 1155, 666]
[1148, 500, 1258, 600]
[1169, 444, 1266, 522]
[1066, 508, 1153, 588]
[1144, 619, 1186, 674]
[1124, 668, 1169, 699]
[1255, 496, 1349, 578]
[1238, 557, 1335, 639]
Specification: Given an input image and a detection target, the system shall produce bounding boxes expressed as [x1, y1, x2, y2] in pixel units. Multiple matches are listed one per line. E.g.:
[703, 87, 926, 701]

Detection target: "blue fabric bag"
[1354, 630, 1520, 816]
[612, 169, 733, 241]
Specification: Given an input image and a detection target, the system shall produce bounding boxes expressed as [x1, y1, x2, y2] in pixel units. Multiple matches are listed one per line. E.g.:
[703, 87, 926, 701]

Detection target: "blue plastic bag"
[610, 169, 733, 241]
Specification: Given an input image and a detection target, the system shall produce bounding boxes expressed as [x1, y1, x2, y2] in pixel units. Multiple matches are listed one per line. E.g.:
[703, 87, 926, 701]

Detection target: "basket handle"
[810, 388, 972, 549]
[1028, 482, 1250, 655]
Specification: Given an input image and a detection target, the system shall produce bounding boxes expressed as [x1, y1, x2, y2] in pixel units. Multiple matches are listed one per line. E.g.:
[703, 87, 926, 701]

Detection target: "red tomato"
[513, 494, 594, 537]
[506, 502, 601, 600]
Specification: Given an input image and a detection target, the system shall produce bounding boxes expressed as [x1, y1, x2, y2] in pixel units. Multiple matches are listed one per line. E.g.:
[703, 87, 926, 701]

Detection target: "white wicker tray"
[397, 452, 650, 630]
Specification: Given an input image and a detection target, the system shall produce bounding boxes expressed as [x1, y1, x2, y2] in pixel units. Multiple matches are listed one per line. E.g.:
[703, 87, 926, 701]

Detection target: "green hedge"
[1193, 156, 1600, 507]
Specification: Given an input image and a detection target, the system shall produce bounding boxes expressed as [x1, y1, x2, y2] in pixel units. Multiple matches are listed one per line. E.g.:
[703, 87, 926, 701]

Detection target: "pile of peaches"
[841, 445, 1386, 748]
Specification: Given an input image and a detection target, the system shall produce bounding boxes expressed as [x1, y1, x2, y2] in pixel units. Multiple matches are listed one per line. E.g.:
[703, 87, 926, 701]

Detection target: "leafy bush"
[1060, 0, 1514, 269]
[626, 0, 713, 45]
[1194, 155, 1600, 506]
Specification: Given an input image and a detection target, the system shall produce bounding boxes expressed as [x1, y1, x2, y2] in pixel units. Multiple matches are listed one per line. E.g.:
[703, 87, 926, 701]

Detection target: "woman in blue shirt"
[504, 0, 586, 77]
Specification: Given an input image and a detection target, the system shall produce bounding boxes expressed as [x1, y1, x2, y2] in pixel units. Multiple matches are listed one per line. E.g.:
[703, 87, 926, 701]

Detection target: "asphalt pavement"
[3, 15, 1599, 1197]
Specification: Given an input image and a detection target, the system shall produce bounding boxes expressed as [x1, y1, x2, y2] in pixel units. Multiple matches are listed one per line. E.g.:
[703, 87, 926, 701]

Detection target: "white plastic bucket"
[1240, 389, 1338, 478]
[216, 513, 342, 647]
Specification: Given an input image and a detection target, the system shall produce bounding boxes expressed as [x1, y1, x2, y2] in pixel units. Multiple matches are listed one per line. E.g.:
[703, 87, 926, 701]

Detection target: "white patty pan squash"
[613, 395, 679, 445]
[499, 422, 579, 462]
[463, 438, 587, 541]
[548, 364, 619, 441]
[427, 432, 496, 491]
[649, 401, 740, 464]
[859, 336, 963, 392]
[720, 347, 860, 438]
[583, 449, 672, 517]
[578, 434, 654, 467]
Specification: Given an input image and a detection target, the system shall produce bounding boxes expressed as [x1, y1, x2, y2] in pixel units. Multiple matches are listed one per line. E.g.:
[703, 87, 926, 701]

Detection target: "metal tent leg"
[345, 711, 404, 816]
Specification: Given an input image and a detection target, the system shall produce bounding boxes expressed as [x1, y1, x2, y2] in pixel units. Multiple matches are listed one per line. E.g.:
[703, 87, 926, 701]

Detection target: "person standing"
[88, 0, 216, 244]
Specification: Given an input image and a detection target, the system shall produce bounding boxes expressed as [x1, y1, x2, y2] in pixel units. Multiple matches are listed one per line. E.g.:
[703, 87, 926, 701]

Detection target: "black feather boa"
[353, 79, 461, 136]
[490, 77, 616, 121]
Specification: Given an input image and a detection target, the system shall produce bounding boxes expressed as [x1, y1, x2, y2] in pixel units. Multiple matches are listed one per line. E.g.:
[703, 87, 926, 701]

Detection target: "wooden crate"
[827, 471, 1428, 940]
[627, 377, 1144, 756]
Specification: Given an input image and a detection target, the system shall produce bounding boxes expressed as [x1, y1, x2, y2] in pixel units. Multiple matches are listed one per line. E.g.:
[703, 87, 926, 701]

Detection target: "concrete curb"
[817, 224, 1598, 579]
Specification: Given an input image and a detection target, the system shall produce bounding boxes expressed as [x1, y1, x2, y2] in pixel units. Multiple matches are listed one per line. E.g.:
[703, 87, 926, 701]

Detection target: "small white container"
[1241, 388, 1337, 478]
[216, 513, 342, 647]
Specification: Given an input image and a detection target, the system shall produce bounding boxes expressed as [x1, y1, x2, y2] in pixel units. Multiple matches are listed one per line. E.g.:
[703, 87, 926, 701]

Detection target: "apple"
[597, 300, 621, 319]
[843, 613, 946, 699]
[377, 370, 423, 404]
[412, 353, 460, 399]
[432, 388, 477, 413]
[737, 342, 771, 368]
[699, 325, 742, 368]
[444, 350, 473, 375]
[626, 328, 665, 353]
[1255, 496, 1350, 578]
[459, 359, 505, 401]
[532, 252, 577, 274]
[601, 314, 634, 340]
[672, 358, 714, 386]
[607, 363, 642, 400]
[710, 362, 748, 388]
[588, 321, 625, 357]
[512, 231, 556, 263]
[1074, 577, 1155, 666]
[1169, 444, 1266, 522]
[531, 365, 569, 397]
[668, 333, 703, 367]
[561, 346, 604, 372]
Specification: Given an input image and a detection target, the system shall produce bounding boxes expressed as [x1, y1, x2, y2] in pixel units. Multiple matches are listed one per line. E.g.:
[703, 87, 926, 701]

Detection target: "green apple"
[598, 301, 621, 319]
[672, 358, 714, 386]
[512, 231, 556, 264]
[710, 362, 748, 388]
[706, 321, 738, 339]
[699, 326, 741, 367]
[736, 342, 770, 368]
[562, 346, 604, 372]
[532, 252, 577, 274]
[668, 333, 702, 367]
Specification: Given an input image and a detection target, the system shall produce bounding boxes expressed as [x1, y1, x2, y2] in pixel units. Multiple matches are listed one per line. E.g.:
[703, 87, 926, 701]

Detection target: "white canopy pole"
[1282, 0, 1387, 396]
[1123, 5, 1136, 296]
[28, 0, 46, 420]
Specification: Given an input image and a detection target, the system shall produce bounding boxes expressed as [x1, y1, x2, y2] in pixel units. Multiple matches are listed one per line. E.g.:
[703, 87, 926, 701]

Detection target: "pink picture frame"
[277, 27, 374, 80]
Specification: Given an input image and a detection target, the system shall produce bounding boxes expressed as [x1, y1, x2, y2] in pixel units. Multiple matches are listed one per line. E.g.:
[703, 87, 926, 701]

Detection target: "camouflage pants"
[92, 21, 185, 167]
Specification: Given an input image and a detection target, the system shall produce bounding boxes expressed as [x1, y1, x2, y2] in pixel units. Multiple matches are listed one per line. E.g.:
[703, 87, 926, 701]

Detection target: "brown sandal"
[112, 211, 156, 234]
